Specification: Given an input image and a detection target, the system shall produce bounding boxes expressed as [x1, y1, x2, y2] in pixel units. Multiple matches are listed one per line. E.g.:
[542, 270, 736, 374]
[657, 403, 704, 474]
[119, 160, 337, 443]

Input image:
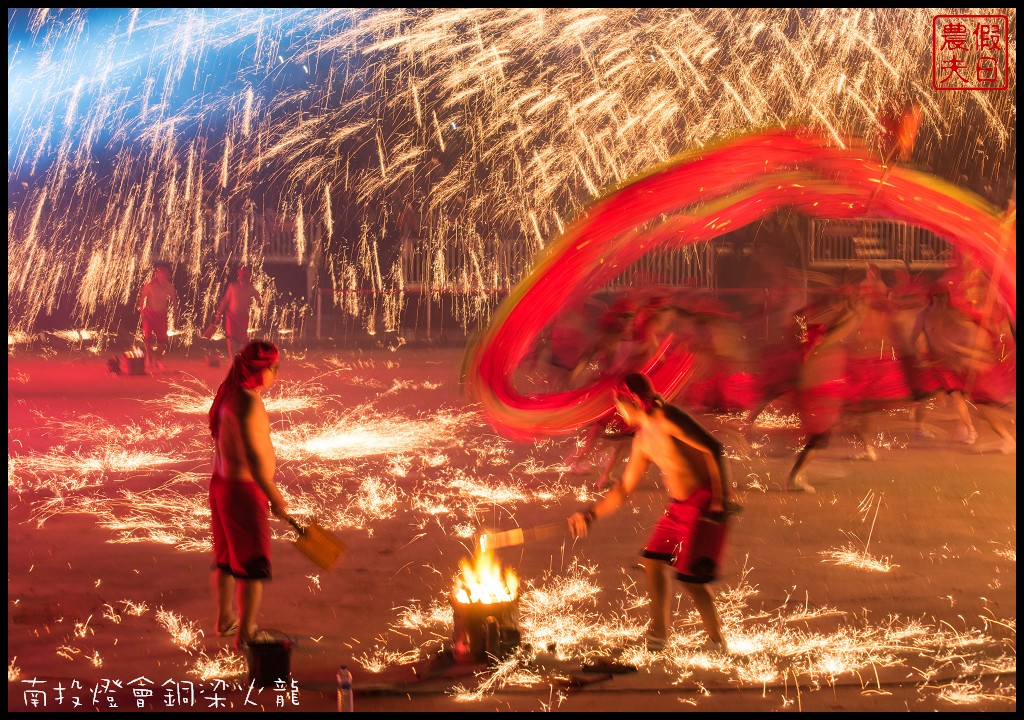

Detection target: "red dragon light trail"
[466, 127, 1015, 440]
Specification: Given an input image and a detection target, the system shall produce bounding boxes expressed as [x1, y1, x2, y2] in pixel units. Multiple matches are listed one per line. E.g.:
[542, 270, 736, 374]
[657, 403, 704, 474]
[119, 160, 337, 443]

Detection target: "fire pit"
[450, 550, 522, 664]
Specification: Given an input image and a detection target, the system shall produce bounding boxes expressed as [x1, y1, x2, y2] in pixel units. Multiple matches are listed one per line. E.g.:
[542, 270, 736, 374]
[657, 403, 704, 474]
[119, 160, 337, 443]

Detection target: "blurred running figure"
[138, 262, 177, 372]
[215, 266, 262, 359]
[568, 373, 730, 652]
[912, 286, 1016, 452]
[208, 340, 289, 649]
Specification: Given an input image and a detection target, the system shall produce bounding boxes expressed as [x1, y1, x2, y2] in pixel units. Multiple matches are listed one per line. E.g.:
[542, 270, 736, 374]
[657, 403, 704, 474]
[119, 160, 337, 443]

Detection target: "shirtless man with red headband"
[208, 340, 289, 649]
[568, 372, 731, 653]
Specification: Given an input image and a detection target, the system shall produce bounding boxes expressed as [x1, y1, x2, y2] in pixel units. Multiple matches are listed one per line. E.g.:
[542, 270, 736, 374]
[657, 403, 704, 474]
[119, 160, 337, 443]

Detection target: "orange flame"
[453, 550, 518, 604]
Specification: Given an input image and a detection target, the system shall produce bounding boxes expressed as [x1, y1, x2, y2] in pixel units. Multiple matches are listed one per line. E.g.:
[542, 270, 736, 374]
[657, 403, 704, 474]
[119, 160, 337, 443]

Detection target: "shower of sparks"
[353, 647, 422, 674]
[7, 342, 1016, 710]
[192, 650, 248, 681]
[275, 408, 478, 462]
[365, 563, 1015, 703]
[7, 9, 1015, 339]
[820, 491, 899, 571]
[991, 543, 1016, 563]
[120, 600, 151, 616]
[8, 658, 21, 682]
[933, 679, 1017, 705]
[156, 608, 206, 652]
[819, 544, 899, 573]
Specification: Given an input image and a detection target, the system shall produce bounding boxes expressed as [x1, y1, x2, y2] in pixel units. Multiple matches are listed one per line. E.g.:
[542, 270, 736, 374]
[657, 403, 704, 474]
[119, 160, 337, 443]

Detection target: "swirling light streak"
[466, 128, 1015, 440]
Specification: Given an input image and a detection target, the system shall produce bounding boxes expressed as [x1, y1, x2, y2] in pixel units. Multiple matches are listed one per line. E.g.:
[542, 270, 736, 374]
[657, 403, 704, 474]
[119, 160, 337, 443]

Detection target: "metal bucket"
[244, 630, 295, 687]
[124, 354, 146, 375]
[450, 596, 520, 664]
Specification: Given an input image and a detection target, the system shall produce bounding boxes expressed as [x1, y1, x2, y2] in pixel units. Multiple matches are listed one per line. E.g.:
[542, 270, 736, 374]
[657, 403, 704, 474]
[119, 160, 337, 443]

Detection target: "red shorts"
[141, 309, 168, 341]
[796, 378, 847, 435]
[641, 488, 727, 584]
[847, 357, 913, 402]
[210, 473, 271, 580]
[970, 359, 1016, 406]
[224, 314, 250, 343]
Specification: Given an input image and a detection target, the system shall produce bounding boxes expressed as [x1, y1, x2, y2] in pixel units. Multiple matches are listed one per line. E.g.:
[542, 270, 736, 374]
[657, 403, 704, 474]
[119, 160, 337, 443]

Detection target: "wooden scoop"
[286, 516, 347, 570]
[477, 522, 565, 552]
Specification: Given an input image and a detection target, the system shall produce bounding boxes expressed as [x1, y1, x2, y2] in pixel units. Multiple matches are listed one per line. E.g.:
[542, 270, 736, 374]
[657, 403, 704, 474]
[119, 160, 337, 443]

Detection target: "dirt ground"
[7, 345, 1016, 712]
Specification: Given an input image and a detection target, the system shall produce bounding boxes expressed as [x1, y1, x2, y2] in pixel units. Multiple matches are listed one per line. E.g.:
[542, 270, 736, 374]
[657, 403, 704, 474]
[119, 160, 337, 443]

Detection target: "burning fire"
[453, 550, 518, 605]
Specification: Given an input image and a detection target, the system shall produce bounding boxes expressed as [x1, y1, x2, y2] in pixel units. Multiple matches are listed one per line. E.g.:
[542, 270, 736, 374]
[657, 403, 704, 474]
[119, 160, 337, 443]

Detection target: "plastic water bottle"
[336, 664, 353, 712]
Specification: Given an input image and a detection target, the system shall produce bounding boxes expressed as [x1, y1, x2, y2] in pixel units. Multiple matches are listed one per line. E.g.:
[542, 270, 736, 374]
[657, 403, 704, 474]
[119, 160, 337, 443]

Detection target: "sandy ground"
[7, 345, 1016, 712]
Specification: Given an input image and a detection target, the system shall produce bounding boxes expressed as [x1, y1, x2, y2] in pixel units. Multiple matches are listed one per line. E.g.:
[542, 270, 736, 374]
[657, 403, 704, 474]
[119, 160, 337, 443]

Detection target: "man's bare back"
[632, 407, 717, 502]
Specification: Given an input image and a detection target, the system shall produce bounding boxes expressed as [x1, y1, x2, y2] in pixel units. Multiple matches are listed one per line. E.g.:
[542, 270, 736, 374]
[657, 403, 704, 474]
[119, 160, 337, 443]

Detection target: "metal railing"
[809, 219, 952, 269]
[399, 241, 713, 293]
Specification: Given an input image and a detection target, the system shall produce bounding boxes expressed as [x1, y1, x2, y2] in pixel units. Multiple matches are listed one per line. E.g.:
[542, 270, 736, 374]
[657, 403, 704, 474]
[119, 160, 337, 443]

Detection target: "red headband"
[209, 342, 280, 437]
[613, 384, 657, 413]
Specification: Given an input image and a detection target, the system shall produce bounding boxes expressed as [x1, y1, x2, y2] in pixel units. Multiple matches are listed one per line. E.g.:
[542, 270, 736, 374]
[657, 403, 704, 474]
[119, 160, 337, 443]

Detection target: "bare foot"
[852, 446, 877, 461]
[785, 476, 816, 494]
[951, 424, 978, 445]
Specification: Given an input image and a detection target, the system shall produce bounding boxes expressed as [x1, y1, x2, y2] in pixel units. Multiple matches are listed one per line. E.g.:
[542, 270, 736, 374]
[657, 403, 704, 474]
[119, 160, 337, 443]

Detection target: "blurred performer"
[910, 286, 984, 445]
[912, 285, 1016, 452]
[787, 267, 923, 492]
[531, 297, 606, 391]
[138, 262, 177, 372]
[676, 293, 757, 414]
[569, 373, 730, 653]
[839, 264, 914, 459]
[563, 291, 642, 486]
[215, 266, 262, 359]
[208, 340, 289, 649]
[887, 265, 940, 437]
[786, 291, 864, 492]
[746, 279, 808, 425]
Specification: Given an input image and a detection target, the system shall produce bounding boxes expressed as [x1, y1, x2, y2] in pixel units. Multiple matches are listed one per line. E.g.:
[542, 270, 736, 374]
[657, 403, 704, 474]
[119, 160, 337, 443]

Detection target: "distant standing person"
[208, 340, 289, 649]
[568, 373, 731, 653]
[138, 262, 177, 372]
[215, 266, 262, 359]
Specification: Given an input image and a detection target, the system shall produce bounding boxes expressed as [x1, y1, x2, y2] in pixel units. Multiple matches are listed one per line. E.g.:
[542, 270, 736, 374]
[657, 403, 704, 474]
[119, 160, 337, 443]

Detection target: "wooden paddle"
[286, 516, 347, 570]
[477, 522, 566, 552]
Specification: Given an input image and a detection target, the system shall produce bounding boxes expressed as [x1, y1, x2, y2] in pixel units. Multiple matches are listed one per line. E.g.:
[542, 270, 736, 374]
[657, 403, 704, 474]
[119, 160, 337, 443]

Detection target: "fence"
[292, 220, 956, 342]
[808, 218, 952, 269]
[398, 241, 713, 292]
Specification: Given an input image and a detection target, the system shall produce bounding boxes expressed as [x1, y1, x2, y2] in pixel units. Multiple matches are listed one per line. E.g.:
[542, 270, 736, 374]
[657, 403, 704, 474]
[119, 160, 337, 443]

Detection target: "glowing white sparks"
[276, 408, 477, 461]
[156, 608, 206, 651]
[192, 650, 247, 681]
[820, 544, 899, 573]
[7, 9, 1015, 339]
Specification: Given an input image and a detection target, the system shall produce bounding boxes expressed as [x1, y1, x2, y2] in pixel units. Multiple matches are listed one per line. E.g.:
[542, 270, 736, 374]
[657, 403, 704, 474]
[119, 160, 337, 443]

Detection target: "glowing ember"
[453, 550, 519, 605]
